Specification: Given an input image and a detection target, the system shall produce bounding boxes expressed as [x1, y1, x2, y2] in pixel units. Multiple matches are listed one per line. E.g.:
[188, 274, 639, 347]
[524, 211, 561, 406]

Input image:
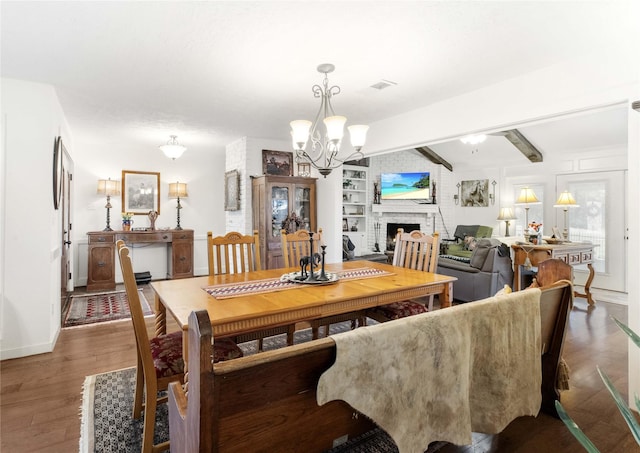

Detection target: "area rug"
[79, 321, 446, 453]
[64, 289, 152, 328]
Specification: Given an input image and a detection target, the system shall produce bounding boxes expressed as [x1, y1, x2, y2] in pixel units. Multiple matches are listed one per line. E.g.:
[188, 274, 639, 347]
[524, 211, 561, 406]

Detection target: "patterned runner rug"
[205, 267, 393, 299]
[79, 322, 445, 453]
[64, 289, 152, 328]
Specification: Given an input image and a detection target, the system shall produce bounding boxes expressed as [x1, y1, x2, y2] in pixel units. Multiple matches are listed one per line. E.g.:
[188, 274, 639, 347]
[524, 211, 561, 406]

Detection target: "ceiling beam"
[415, 146, 453, 172]
[502, 129, 543, 163]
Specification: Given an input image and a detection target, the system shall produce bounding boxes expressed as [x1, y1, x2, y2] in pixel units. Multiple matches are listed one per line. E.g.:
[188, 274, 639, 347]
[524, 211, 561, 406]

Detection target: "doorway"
[556, 171, 626, 292]
[60, 147, 74, 322]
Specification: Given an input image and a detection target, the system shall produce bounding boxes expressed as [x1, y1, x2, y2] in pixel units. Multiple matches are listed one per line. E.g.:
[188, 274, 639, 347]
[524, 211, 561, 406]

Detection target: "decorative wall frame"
[224, 170, 240, 211]
[52, 136, 64, 210]
[460, 179, 490, 207]
[262, 150, 293, 176]
[122, 170, 161, 214]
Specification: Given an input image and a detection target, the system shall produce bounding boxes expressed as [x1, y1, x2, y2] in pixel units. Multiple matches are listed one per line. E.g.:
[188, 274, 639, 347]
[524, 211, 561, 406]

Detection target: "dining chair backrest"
[533, 258, 573, 288]
[281, 228, 323, 268]
[116, 240, 155, 391]
[392, 228, 440, 272]
[207, 230, 262, 276]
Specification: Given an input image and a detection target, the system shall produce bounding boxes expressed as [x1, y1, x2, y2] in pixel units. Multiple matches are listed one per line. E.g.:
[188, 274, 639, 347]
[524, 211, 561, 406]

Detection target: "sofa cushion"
[445, 243, 473, 258]
[438, 257, 480, 272]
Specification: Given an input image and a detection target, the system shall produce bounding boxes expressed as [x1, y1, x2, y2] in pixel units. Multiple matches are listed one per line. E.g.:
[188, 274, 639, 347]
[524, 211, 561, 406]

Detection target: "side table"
[511, 242, 596, 305]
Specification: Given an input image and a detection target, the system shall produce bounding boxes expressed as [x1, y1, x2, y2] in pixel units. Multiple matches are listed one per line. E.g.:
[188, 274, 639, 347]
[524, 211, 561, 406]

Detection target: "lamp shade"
[348, 125, 369, 150]
[159, 135, 187, 159]
[290, 120, 312, 149]
[497, 207, 516, 221]
[554, 190, 579, 208]
[168, 182, 188, 199]
[97, 178, 120, 196]
[515, 187, 541, 205]
[323, 115, 346, 142]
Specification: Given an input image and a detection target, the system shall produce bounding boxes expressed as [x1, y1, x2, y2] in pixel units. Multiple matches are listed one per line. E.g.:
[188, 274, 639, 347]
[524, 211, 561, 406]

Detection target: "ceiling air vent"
[370, 79, 397, 90]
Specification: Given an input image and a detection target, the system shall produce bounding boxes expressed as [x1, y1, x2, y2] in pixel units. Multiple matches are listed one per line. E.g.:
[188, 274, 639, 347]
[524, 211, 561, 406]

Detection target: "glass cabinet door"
[294, 186, 312, 231]
[271, 186, 289, 238]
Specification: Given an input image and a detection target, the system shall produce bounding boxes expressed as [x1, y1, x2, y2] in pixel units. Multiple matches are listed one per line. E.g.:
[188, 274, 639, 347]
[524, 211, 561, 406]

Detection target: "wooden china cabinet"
[251, 175, 317, 269]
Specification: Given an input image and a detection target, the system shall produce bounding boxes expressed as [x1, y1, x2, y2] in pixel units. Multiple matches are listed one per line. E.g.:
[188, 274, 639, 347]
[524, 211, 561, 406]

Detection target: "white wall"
[1, 78, 71, 359]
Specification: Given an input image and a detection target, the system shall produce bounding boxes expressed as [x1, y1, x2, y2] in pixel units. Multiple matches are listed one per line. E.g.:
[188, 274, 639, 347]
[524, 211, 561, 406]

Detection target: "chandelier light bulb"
[324, 115, 346, 143]
[348, 125, 369, 150]
[290, 120, 312, 149]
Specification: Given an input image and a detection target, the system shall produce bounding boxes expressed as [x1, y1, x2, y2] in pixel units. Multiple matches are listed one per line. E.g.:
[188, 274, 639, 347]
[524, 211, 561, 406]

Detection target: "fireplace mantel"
[372, 202, 438, 214]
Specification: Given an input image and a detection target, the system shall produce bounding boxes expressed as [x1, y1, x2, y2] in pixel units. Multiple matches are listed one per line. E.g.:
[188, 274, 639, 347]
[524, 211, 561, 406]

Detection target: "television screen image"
[381, 172, 430, 200]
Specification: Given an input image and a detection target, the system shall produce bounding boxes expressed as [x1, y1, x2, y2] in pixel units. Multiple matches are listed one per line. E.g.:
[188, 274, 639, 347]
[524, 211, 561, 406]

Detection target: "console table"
[511, 242, 595, 305]
[87, 229, 194, 292]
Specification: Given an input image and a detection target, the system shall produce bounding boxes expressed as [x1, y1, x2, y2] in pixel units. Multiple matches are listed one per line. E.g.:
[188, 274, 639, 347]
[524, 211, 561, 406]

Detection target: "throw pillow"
[495, 284, 513, 296]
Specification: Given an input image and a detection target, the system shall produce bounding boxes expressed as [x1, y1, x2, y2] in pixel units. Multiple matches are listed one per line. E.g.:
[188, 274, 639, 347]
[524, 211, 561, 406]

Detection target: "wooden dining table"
[151, 260, 456, 361]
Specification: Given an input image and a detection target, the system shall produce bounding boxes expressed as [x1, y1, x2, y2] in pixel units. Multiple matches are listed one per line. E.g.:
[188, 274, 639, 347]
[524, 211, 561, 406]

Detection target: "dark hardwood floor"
[1, 287, 638, 452]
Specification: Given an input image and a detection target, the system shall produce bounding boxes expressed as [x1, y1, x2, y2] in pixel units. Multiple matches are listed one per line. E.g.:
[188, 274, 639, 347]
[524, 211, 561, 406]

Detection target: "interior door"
[60, 148, 74, 320]
[556, 171, 626, 292]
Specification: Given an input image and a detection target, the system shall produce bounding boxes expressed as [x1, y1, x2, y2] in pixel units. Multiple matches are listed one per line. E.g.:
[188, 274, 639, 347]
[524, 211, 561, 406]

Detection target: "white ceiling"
[0, 1, 632, 164]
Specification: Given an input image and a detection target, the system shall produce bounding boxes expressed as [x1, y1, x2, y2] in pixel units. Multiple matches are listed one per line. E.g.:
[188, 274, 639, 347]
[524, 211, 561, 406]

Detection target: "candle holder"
[305, 232, 317, 282]
[318, 245, 329, 281]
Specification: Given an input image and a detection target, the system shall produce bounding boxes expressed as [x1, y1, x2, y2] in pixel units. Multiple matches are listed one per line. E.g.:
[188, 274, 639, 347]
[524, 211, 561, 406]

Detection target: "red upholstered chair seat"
[149, 331, 184, 379]
[150, 331, 242, 379]
[370, 301, 428, 321]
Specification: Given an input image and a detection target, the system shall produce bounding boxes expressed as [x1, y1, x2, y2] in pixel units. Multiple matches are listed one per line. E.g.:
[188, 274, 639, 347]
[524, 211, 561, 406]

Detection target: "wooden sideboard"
[87, 229, 193, 292]
[511, 242, 596, 305]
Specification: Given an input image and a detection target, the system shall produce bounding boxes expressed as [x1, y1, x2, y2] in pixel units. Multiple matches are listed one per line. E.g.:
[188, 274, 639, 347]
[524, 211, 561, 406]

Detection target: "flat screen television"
[381, 172, 430, 200]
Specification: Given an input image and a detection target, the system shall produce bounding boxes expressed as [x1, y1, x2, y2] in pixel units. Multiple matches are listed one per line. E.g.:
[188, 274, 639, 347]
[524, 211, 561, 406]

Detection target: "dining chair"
[116, 240, 243, 453]
[207, 230, 261, 275]
[280, 228, 323, 269]
[530, 258, 574, 288]
[281, 228, 367, 339]
[368, 228, 441, 323]
[207, 231, 295, 350]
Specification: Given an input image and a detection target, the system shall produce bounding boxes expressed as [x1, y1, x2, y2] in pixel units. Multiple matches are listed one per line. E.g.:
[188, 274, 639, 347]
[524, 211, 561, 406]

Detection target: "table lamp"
[496, 207, 517, 237]
[168, 182, 188, 230]
[515, 187, 541, 229]
[554, 190, 579, 240]
[97, 178, 121, 231]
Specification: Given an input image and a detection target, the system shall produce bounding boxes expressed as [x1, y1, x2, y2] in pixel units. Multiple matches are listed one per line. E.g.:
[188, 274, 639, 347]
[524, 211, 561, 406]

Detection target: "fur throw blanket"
[317, 289, 542, 453]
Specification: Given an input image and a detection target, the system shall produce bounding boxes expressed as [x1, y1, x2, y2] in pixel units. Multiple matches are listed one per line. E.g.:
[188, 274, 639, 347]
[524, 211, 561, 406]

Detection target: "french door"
[556, 171, 626, 292]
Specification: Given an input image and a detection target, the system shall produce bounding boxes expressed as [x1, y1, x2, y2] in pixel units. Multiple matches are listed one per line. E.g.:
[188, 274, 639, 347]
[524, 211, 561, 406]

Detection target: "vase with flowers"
[528, 222, 542, 244]
[122, 212, 134, 231]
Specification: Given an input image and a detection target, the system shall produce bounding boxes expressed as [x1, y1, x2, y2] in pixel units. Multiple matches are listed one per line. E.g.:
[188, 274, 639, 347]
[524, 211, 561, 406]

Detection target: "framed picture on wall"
[122, 170, 161, 214]
[262, 150, 293, 176]
[225, 170, 240, 211]
[460, 179, 489, 207]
